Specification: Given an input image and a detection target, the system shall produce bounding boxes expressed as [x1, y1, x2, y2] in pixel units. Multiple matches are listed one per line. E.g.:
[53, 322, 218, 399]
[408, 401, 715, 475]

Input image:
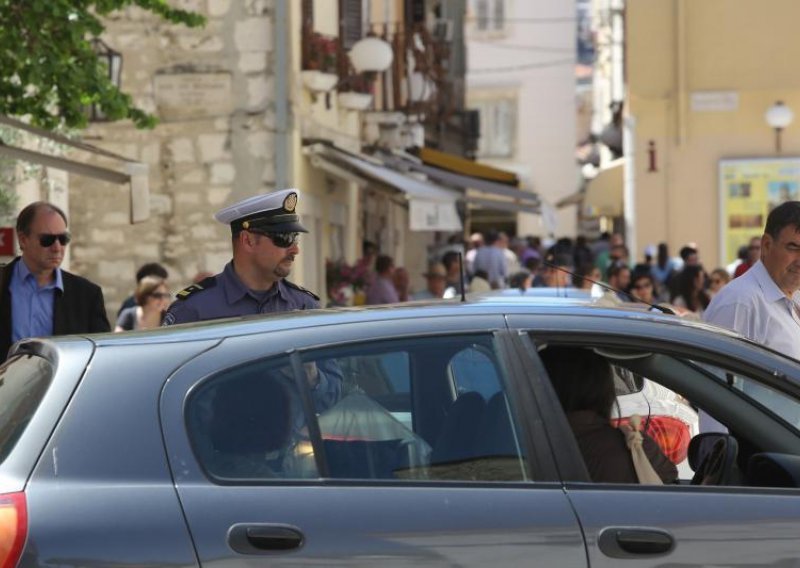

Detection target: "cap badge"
[283, 192, 298, 212]
[242, 221, 250, 229]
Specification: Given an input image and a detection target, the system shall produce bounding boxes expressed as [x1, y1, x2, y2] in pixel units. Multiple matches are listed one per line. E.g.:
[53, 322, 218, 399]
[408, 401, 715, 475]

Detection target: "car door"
[160, 316, 587, 568]
[509, 313, 800, 567]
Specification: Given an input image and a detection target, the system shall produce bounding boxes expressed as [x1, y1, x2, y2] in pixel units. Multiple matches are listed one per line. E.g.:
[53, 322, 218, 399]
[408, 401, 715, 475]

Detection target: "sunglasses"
[150, 292, 171, 300]
[38, 233, 71, 247]
[249, 230, 300, 248]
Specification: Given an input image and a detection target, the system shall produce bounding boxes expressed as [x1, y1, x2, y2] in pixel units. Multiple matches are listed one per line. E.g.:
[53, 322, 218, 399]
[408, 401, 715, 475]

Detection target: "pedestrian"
[163, 188, 320, 325]
[733, 236, 762, 278]
[0, 201, 110, 360]
[671, 264, 710, 315]
[412, 262, 448, 300]
[472, 230, 507, 289]
[365, 254, 399, 305]
[704, 201, 800, 361]
[117, 262, 169, 316]
[508, 269, 533, 292]
[607, 262, 631, 300]
[392, 266, 410, 302]
[708, 268, 731, 297]
[115, 276, 171, 331]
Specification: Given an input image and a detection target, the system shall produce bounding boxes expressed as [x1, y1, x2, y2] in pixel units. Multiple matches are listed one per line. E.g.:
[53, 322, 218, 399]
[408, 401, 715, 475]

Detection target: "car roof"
[80, 294, 742, 347]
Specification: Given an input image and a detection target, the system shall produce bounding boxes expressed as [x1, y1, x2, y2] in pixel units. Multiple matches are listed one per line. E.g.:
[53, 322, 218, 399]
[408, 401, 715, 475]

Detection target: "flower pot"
[301, 70, 339, 92]
[338, 92, 373, 111]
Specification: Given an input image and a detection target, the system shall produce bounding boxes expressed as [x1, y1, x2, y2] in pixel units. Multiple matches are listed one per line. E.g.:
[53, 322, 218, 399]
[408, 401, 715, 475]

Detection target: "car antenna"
[541, 259, 676, 315]
[458, 252, 467, 302]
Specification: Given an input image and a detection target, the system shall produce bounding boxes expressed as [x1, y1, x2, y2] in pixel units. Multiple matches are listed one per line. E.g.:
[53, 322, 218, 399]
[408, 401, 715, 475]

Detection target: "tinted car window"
[186, 356, 320, 481]
[302, 334, 529, 482]
[0, 354, 54, 464]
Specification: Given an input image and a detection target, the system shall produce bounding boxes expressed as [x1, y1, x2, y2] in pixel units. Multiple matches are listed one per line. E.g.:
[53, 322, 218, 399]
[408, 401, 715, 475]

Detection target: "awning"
[556, 190, 585, 208]
[380, 148, 540, 212]
[584, 159, 624, 217]
[0, 115, 150, 223]
[304, 143, 462, 231]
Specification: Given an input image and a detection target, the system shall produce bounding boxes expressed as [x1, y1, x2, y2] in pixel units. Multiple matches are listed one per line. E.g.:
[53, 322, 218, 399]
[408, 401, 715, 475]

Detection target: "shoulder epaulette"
[175, 276, 217, 301]
[284, 280, 320, 301]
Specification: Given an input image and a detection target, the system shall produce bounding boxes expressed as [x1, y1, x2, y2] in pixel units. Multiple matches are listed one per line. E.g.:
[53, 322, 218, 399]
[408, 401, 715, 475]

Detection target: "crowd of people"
[351, 228, 757, 318]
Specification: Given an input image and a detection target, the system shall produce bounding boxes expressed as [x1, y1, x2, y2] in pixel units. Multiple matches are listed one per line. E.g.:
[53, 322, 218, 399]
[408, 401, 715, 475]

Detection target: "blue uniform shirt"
[163, 261, 319, 325]
[9, 260, 64, 343]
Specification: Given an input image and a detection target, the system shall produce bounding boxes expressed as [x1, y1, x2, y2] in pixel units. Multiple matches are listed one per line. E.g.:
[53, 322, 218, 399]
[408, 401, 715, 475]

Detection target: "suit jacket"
[0, 257, 110, 360]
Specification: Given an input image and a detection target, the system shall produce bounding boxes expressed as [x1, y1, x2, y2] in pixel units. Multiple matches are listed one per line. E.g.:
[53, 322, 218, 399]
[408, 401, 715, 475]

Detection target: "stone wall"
[67, 0, 278, 316]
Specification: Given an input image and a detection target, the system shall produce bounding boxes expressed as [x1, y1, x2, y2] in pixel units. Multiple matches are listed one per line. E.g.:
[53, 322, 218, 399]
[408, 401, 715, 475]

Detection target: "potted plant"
[302, 32, 339, 92]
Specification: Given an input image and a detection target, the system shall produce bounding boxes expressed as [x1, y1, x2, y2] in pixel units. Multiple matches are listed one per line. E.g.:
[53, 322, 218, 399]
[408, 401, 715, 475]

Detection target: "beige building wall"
[628, 0, 800, 266]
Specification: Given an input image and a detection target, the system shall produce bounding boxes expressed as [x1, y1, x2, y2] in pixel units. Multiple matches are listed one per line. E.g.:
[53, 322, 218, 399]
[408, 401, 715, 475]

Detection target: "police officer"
[164, 188, 320, 325]
[165, 188, 341, 416]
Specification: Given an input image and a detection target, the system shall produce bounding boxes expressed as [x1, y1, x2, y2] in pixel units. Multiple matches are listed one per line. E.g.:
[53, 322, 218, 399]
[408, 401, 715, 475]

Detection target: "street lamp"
[765, 100, 794, 154]
[348, 36, 393, 74]
[89, 38, 123, 121]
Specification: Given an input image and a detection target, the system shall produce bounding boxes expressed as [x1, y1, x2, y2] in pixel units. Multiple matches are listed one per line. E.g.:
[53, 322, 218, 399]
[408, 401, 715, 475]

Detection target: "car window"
[0, 354, 54, 465]
[690, 360, 800, 430]
[186, 355, 320, 481]
[302, 334, 530, 482]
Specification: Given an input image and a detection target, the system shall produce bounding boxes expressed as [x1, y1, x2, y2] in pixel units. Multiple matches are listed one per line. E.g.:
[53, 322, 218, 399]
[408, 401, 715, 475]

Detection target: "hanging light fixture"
[89, 38, 123, 121]
[348, 36, 393, 74]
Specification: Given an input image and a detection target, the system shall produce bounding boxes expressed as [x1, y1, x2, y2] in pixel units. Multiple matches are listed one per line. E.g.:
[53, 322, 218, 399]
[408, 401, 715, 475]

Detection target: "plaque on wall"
[154, 73, 233, 121]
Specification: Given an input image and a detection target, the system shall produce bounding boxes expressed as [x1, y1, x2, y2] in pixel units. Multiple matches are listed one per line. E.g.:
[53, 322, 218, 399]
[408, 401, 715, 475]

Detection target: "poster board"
[719, 158, 800, 264]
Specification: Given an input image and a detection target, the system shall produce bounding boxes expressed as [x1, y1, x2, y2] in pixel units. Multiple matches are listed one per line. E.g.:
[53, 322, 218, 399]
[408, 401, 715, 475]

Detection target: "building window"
[475, 0, 506, 32]
[474, 98, 516, 158]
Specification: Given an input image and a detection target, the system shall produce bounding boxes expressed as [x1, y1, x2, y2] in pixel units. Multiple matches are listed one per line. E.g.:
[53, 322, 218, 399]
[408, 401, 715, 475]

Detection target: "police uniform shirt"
[163, 261, 319, 326]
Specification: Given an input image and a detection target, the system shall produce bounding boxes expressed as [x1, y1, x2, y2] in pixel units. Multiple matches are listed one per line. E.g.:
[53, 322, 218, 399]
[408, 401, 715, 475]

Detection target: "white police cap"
[214, 188, 308, 234]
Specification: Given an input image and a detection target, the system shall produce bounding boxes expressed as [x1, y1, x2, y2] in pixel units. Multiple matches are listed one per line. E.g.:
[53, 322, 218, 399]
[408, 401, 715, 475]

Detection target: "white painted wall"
[466, 0, 578, 238]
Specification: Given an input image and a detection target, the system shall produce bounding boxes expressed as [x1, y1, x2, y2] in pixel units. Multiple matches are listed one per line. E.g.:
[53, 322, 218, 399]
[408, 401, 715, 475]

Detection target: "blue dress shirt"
[9, 260, 64, 343]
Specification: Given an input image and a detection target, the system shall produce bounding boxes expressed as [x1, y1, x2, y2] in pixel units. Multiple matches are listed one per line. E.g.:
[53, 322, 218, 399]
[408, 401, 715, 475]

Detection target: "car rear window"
[0, 354, 55, 464]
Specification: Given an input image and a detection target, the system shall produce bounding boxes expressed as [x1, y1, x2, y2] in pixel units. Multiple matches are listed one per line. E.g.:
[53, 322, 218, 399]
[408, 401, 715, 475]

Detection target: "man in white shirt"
[704, 201, 800, 361]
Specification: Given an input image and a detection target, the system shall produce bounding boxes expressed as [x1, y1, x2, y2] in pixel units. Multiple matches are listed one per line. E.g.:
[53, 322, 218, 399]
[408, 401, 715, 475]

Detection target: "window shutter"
[339, 0, 364, 50]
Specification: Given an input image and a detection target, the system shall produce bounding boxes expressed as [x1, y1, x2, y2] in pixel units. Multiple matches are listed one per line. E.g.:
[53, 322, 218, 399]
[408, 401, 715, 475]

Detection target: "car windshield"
[0, 353, 55, 465]
[689, 360, 800, 431]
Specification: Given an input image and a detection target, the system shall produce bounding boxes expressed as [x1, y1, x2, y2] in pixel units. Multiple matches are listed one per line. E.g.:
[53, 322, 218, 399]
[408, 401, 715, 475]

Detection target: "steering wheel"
[691, 436, 738, 486]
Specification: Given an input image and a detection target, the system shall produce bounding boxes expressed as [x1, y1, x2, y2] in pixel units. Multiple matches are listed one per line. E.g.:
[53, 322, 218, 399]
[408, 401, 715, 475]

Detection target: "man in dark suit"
[0, 201, 110, 360]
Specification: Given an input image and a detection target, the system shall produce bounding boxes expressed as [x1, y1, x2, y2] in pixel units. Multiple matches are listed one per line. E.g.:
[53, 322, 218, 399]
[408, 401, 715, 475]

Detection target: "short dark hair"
[764, 201, 800, 239]
[375, 254, 394, 274]
[607, 262, 630, 280]
[679, 245, 698, 261]
[16, 201, 68, 235]
[539, 346, 616, 420]
[441, 250, 460, 270]
[136, 262, 169, 282]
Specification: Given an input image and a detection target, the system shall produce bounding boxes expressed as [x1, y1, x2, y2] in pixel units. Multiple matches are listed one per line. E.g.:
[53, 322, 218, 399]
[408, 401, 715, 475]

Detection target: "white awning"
[584, 159, 624, 217]
[0, 114, 150, 223]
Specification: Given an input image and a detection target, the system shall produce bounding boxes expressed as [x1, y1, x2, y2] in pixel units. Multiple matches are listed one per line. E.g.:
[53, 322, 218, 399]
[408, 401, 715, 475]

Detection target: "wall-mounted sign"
[718, 157, 800, 264]
[0, 227, 14, 256]
[691, 91, 739, 112]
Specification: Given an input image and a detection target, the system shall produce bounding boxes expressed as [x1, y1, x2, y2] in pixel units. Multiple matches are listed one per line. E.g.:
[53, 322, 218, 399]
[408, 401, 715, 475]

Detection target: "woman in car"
[539, 345, 678, 484]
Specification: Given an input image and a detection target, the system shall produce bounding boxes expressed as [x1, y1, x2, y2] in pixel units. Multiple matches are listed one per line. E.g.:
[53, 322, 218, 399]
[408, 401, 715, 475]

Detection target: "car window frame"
[162, 320, 563, 488]
[516, 329, 800, 488]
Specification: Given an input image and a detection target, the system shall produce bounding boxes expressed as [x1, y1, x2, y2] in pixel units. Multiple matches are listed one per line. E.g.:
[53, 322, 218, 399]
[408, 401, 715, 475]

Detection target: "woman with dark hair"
[672, 265, 711, 315]
[539, 346, 677, 484]
[627, 272, 656, 305]
[651, 242, 678, 301]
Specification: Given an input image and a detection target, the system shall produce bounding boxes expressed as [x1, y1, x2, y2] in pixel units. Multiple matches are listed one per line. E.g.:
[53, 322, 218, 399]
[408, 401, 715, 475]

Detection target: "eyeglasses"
[249, 230, 300, 248]
[38, 233, 71, 247]
[150, 292, 171, 300]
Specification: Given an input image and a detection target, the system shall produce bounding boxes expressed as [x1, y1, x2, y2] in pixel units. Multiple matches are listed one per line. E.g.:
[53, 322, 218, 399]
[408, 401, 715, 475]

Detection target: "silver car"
[2, 298, 800, 568]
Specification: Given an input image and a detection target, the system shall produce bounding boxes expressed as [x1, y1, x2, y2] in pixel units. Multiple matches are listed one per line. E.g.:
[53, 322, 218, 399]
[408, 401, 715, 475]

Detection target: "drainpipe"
[274, 0, 291, 189]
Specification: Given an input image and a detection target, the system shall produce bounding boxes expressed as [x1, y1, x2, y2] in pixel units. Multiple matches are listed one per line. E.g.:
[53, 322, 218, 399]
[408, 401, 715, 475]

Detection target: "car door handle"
[598, 527, 674, 558]
[228, 523, 304, 554]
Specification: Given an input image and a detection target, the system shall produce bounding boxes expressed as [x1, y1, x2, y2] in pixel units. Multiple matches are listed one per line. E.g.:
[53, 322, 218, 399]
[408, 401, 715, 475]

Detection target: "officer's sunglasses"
[38, 232, 71, 247]
[248, 230, 299, 248]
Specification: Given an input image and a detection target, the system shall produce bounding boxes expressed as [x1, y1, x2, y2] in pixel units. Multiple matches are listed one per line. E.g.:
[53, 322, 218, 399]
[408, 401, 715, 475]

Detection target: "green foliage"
[0, 0, 206, 131]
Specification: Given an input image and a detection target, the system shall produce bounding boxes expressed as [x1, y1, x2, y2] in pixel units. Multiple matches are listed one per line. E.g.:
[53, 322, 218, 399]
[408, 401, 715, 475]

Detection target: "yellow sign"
[719, 158, 800, 264]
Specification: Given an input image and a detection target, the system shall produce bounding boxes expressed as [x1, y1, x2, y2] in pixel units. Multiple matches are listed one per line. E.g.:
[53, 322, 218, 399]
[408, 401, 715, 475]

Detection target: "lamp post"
[348, 36, 393, 74]
[89, 38, 123, 121]
[765, 100, 794, 154]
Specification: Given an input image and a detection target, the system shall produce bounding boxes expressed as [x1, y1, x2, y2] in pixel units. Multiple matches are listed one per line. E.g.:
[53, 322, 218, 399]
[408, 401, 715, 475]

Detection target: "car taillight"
[613, 416, 691, 465]
[0, 493, 26, 568]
